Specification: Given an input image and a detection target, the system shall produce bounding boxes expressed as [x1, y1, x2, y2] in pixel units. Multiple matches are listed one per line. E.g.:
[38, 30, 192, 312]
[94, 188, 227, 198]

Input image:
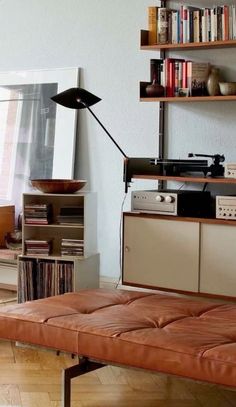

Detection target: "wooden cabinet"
[123, 214, 199, 292]
[200, 224, 236, 297]
[122, 213, 236, 300]
[18, 192, 99, 302]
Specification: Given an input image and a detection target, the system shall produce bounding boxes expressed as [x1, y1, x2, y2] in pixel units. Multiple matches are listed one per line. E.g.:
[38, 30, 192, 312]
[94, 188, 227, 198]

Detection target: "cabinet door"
[200, 224, 236, 297]
[123, 216, 199, 292]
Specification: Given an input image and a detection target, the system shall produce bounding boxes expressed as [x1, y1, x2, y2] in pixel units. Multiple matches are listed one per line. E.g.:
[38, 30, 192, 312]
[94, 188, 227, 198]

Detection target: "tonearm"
[188, 153, 225, 176]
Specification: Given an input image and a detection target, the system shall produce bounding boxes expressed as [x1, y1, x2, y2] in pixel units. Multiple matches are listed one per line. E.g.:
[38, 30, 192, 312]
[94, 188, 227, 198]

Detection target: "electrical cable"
[115, 192, 128, 289]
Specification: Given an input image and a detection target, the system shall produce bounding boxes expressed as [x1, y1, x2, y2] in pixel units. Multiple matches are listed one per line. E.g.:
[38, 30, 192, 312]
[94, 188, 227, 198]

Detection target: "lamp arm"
[86, 105, 128, 159]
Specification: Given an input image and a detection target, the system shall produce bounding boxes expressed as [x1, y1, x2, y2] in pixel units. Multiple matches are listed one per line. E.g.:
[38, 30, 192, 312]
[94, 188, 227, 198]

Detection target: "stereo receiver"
[216, 195, 236, 219]
[132, 189, 211, 218]
[224, 163, 236, 178]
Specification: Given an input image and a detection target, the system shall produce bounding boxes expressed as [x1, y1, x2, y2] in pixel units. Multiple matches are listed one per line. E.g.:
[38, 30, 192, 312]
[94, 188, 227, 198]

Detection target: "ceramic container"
[219, 82, 236, 96]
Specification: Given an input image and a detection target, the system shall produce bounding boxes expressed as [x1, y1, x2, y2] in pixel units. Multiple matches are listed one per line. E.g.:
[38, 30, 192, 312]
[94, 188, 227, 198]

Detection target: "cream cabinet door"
[200, 224, 236, 297]
[123, 215, 199, 292]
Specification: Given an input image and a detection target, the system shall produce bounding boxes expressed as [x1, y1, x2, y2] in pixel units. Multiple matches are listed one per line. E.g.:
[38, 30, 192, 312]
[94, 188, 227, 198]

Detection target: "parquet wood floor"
[0, 291, 236, 406]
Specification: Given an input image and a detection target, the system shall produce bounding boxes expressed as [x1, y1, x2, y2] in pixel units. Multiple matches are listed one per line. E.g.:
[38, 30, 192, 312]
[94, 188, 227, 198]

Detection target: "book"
[171, 10, 179, 44]
[148, 7, 158, 45]
[193, 10, 201, 42]
[150, 59, 163, 84]
[158, 7, 168, 44]
[187, 62, 211, 96]
[165, 58, 185, 97]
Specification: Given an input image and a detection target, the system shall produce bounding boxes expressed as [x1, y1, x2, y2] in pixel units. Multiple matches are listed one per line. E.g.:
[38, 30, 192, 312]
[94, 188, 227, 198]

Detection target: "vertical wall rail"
[158, 0, 166, 159]
[158, 0, 167, 189]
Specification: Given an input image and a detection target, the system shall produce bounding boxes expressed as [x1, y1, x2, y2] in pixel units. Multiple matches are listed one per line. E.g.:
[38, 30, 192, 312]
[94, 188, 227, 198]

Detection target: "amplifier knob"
[155, 195, 164, 202]
[165, 195, 175, 203]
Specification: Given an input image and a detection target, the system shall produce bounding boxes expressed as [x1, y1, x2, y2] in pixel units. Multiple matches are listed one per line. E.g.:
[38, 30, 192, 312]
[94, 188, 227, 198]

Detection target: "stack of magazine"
[24, 203, 52, 225]
[25, 239, 52, 256]
[61, 239, 84, 256]
[57, 206, 84, 225]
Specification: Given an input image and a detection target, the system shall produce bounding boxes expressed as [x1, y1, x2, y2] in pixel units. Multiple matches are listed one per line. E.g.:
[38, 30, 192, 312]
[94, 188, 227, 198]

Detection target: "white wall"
[1, 0, 235, 281]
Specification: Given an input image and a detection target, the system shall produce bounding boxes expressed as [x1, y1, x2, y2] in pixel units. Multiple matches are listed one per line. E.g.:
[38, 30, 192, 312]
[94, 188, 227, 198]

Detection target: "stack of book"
[57, 206, 84, 225]
[24, 203, 52, 225]
[60, 239, 84, 256]
[148, 58, 210, 97]
[25, 239, 52, 256]
[148, 5, 236, 45]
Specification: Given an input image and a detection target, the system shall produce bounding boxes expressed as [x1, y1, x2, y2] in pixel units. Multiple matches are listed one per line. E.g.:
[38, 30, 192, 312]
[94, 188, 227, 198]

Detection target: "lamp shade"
[51, 87, 101, 109]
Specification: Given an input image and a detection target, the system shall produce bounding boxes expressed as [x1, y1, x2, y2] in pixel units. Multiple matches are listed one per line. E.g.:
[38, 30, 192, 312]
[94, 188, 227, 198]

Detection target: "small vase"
[207, 67, 221, 96]
[145, 80, 164, 97]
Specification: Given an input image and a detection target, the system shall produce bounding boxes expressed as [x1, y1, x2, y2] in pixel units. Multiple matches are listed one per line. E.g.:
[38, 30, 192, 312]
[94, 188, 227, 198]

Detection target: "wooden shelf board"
[140, 31, 236, 51]
[132, 175, 236, 184]
[20, 254, 85, 261]
[140, 95, 236, 102]
[24, 223, 84, 228]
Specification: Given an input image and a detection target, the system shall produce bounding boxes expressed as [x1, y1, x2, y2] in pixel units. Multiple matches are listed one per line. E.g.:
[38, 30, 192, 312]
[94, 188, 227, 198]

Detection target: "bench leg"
[62, 356, 105, 407]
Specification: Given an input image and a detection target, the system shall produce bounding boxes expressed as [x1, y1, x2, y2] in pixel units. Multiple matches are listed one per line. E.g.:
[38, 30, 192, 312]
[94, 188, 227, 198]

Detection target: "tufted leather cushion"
[0, 288, 236, 387]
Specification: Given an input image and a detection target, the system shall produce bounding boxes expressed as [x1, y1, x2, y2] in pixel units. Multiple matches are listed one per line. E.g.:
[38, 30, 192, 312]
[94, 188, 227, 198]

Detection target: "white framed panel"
[0, 67, 79, 182]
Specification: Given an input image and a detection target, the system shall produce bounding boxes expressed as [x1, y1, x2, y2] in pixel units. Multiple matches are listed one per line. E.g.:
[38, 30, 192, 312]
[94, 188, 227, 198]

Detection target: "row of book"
[148, 5, 236, 45]
[18, 259, 74, 302]
[24, 204, 84, 225]
[24, 203, 52, 225]
[149, 58, 211, 97]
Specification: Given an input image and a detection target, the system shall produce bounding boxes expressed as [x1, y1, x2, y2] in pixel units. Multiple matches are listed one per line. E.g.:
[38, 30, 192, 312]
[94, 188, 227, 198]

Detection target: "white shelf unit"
[18, 192, 99, 302]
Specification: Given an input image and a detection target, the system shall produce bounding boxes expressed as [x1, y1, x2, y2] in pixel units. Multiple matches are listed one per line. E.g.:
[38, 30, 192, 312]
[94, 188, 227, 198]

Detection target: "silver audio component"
[216, 196, 236, 220]
[131, 189, 211, 217]
[132, 190, 177, 215]
[224, 163, 236, 178]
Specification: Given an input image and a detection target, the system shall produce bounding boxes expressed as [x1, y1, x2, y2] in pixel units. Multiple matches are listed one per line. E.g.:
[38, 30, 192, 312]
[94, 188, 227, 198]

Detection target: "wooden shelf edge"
[124, 211, 236, 226]
[122, 279, 236, 302]
[140, 95, 236, 102]
[140, 30, 236, 50]
[132, 174, 236, 184]
[20, 254, 85, 261]
[24, 223, 84, 228]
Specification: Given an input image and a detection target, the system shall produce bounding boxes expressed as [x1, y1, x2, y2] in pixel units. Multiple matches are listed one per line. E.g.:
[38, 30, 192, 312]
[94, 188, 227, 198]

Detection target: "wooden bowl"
[30, 179, 87, 194]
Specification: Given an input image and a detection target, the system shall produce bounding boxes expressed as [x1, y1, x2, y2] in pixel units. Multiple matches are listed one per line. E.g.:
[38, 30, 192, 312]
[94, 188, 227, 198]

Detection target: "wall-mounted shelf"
[124, 2, 236, 300]
[140, 30, 236, 51]
[132, 174, 236, 184]
[140, 95, 236, 103]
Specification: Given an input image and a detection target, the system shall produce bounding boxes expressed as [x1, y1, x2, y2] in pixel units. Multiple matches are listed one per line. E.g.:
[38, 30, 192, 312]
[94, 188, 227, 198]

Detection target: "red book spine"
[182, 61, 187, 88]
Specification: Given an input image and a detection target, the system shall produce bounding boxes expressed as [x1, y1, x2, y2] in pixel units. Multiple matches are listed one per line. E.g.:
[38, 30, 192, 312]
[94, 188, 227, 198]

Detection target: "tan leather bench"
[0, 288, 236, 406]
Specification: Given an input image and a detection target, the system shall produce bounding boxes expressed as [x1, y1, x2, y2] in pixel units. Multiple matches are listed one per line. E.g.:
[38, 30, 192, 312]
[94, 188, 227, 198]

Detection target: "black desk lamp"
[51, 87, 160, 192]
[51, 87, 128, 158]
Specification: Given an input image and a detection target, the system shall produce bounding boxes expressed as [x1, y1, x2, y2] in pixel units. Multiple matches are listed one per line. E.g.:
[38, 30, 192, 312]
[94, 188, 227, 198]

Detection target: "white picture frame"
[0, 67, 79, 181]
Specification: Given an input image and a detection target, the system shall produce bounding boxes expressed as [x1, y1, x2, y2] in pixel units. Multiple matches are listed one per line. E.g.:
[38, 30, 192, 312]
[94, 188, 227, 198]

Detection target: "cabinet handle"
[125, 246, 130, 252]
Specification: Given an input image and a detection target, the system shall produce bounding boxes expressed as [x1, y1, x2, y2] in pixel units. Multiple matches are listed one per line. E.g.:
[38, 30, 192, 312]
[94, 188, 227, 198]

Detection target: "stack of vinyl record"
[60, 239, 84, 256]
[24, 203, 52, 225]
[57, 206, 84, 225]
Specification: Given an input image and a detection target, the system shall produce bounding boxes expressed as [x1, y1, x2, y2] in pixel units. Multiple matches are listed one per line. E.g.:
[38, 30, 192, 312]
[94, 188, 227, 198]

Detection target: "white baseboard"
[99, 276, 160, 293]
[99, 276, 118, 289]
